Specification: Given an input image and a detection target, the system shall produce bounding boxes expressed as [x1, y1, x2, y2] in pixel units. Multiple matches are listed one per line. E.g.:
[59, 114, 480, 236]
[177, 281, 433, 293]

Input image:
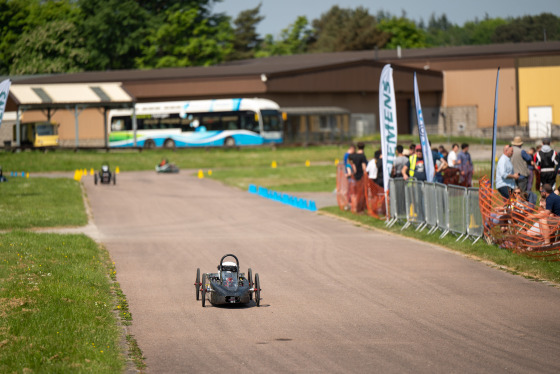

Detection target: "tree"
[424, 13, 464, 46]
[461, 17, 508, 45]
[308, 6, 389, 52]
[378, 17, 427, 49]
[492, 13, 560, 43]
[256, 16, 312, 57]
[77, 0, 150, 70]
[226, 3, 264, 61]
[135, 6, 233, 68]
[11, 20, 88, 74]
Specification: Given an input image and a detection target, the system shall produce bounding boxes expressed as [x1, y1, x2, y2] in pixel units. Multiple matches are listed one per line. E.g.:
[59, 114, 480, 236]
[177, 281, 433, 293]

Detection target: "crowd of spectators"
[340, 136, 560, 252]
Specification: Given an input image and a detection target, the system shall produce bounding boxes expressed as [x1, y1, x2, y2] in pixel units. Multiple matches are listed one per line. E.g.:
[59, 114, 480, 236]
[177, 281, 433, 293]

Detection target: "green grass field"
[0, 232, 125, 373]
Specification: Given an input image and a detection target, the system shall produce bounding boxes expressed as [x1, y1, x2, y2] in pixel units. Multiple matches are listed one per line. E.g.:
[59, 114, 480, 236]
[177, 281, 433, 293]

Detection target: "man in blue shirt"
[542, 183, 560, 216]
[496, 145, 519, 199]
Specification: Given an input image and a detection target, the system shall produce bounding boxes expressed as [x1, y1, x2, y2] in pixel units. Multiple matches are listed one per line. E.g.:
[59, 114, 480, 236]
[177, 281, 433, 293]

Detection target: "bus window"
[222, 115, 240, 130]
[111, 117, 131, 131]
[201, 115, 221, 131]
[240, 112, 259, 132]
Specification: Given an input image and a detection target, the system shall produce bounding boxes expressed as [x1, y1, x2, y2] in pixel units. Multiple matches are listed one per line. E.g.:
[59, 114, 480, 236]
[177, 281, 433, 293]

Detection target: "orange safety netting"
[336, 163, 349, 210]
[479, 176, 560, 261]
[365, 179, 387, 219]
[336, 163, 366, 213]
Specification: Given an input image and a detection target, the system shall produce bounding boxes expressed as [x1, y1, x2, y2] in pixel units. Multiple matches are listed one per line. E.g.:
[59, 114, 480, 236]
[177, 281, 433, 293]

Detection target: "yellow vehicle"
[13, 121, 59, 148]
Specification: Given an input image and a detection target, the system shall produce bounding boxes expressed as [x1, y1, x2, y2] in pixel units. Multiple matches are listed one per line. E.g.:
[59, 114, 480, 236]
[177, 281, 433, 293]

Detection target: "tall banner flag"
[379, 64, 397, 193]
[413, 72, 434, 182]
[490, 68, 500, 189]
[0, 79, 11, 128]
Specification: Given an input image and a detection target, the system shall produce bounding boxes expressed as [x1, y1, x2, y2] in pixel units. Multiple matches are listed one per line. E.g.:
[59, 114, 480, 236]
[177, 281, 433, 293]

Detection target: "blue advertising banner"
[413, 73, 434, 182]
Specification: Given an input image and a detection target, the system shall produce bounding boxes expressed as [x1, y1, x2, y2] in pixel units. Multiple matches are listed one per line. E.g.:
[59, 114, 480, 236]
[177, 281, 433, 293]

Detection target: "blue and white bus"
[108, 98, 284, 148]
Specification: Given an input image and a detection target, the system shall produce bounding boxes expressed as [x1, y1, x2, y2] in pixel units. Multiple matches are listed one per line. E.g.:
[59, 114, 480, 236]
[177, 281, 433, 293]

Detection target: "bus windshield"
[261, 110, 282, 132]
[35, 123, 57, 136]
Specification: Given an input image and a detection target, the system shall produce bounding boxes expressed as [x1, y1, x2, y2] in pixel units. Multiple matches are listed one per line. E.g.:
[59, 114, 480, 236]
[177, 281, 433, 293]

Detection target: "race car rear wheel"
[195, 268, 200, 300]
[248, 268, 253, 300]
[201, 274, 207, 308]
[254, 273, 261, 307]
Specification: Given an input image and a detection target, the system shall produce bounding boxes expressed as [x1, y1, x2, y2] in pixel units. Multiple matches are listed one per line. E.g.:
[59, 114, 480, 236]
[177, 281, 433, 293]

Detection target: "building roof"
[11, 41, 559, 86]
[9, 82, 134, 111]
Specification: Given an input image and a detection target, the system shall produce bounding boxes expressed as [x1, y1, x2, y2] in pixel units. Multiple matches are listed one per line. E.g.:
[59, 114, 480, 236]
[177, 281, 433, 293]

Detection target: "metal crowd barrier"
[422, 182, 438, 233]
[447, 184, 468, 241]
[402, 179, 425, 230]
[383, 178, 480, 244]
[465, 188, 483, 243]
[435, 183, 449, 238]
[387, 178, 407, 227]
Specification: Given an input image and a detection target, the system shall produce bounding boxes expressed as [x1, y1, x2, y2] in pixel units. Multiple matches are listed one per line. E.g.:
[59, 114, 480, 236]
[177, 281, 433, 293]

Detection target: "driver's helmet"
[101, 165, 109, 172]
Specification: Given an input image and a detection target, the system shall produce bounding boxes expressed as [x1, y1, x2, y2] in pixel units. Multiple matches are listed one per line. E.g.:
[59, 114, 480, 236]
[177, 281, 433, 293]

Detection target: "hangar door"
[529, 106, 552, 139]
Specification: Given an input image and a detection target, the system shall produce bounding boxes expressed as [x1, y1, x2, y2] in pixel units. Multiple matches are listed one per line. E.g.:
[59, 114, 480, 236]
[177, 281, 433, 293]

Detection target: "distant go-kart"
[195, 254, 261, 307]
[94, 164, 116, 185]
[155, 161, 179, 173]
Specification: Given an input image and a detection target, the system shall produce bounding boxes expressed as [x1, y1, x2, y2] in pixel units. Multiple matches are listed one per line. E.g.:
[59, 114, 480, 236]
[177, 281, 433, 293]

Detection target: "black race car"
[94, 164, 116, 185]
[195, 254, 261, 307]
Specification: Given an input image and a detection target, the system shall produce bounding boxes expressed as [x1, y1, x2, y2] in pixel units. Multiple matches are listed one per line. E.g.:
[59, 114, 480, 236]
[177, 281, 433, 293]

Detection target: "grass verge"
[0, 178, 87, 230]
[321, 206, 560, 285]
[0, 231, 131, 372]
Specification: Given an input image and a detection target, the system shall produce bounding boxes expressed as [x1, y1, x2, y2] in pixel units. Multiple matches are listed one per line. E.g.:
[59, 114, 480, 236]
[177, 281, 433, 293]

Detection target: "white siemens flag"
[0, 79, 11, 128]
[379, 64, 397, 192]
[413, 72, 434, 182]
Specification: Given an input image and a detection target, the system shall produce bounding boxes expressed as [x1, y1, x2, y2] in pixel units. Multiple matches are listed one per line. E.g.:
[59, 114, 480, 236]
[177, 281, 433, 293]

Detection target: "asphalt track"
[82, 171, 560, 373]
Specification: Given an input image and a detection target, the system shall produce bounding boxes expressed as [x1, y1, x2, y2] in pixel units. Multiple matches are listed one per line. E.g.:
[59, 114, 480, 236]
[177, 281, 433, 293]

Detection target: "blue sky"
[213, 0, 560, 37]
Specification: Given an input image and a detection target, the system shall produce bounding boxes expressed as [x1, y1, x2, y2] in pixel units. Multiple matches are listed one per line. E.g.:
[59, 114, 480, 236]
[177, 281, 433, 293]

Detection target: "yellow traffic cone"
[198, 169, 204, 179]
[116, 166, 120, 174]
[208, 170, 212, 176]
[26, 172, 29, 179]
[305, 160, 310, 167]
[335, 159, 339, 165]
[90, 168, 94, 176]
[271, 161, 277, 169]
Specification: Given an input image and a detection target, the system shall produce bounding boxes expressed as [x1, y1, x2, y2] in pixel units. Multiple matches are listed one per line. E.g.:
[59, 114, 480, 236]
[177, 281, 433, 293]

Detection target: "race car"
[195, 254, 261, 307]
[94, 164, 116, 185]
[155, 159, 179, 173]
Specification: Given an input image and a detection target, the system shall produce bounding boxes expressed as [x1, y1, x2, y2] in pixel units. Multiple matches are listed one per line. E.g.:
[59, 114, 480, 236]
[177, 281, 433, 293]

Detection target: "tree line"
[1, 0, 558, 75]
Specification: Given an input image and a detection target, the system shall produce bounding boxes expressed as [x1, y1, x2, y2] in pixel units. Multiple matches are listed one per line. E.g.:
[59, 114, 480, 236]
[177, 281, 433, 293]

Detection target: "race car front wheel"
[248, 268, 253, 300]
[195, 268, 200, 300]
[254, 273, 261, 307]
[201, 274, 207, 308]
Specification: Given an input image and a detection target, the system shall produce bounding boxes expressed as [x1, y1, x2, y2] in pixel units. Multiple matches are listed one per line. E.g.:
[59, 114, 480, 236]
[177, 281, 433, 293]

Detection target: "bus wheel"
[164, 139, 175, 149]
[224, 137, 235, 147]
[144, 139, 155, 149]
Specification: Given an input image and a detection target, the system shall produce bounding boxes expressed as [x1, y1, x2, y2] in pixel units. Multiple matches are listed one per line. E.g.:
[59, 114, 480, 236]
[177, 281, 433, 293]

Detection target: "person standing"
[349, 142, 367, 182]
[510, 136, 532, 192]
[456, 143, 473, 187]
[366, 152, 378, 182]
[402, 145, 427, 181]
[535, 138, 558, 189]
[392, 145, 408, 179]
[374, 150, 384, 187]
[527, 147, 535, 192]
[447, 143, 459, 167]
[496, 145, 519, 199]
[343, 144, 355, 167]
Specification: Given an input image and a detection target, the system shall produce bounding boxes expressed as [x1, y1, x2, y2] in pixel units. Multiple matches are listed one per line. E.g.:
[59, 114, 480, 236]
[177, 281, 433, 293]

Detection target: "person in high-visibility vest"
[402, 145, 427, 181]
